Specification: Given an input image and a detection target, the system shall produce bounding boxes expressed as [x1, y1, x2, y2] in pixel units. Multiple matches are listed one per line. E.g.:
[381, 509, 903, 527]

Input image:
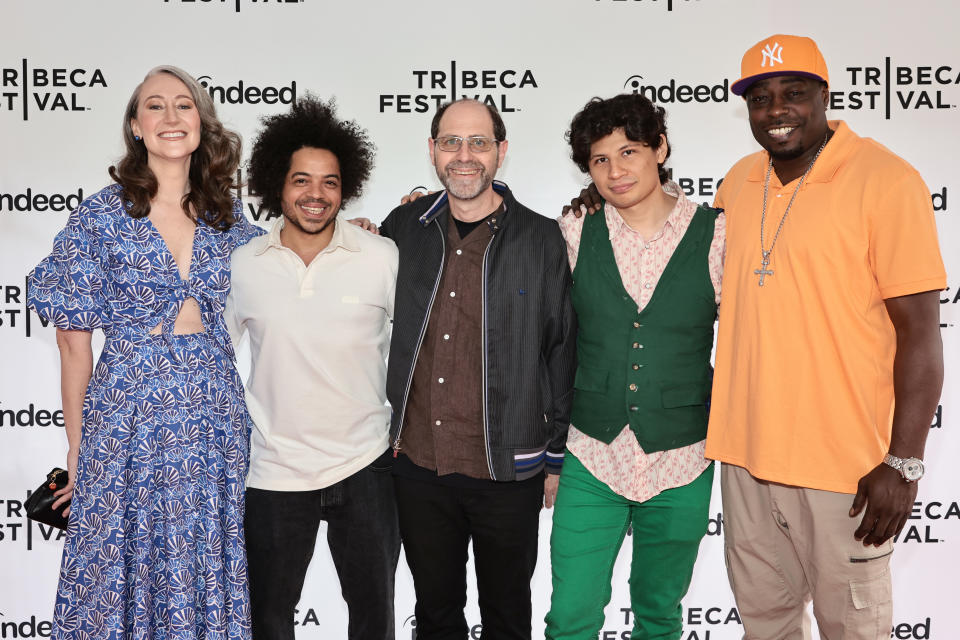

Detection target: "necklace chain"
[756, 133, 829, 286]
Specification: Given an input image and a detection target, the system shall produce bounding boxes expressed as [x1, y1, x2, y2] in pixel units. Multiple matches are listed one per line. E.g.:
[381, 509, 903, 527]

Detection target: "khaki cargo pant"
[721, 464, 894, 640]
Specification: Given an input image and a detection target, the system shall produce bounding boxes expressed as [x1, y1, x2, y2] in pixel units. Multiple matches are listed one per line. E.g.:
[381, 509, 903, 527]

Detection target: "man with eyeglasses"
[378, 99, 577, 639]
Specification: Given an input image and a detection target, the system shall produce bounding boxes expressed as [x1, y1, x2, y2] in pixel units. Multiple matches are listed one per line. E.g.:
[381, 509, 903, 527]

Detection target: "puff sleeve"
[28, 198, 111, 330]
[226, 199, 265, 250]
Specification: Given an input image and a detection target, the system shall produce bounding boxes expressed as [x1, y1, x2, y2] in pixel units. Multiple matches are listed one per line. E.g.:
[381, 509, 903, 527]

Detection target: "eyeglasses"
[434, 135, 500, 153]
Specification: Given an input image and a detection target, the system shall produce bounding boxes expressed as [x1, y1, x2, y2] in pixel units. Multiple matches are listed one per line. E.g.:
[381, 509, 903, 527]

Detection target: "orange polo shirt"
[705, 121, 946, 494]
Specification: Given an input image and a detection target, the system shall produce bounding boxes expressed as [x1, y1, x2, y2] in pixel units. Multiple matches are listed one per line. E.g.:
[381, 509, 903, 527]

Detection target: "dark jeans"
[393, 473, 543, 640]
[245, 451, 400, 640]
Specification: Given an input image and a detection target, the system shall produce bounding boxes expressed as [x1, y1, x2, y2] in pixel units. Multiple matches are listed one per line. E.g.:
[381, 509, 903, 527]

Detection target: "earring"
[134, 135, 142, 141]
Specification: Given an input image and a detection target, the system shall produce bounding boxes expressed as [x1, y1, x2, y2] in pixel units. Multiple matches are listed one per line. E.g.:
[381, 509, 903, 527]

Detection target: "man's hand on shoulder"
[401, 189, 436, 205]
[347, 218, 379, 235]
[561, 183, 602, 217]
[849, 463, 917, 546]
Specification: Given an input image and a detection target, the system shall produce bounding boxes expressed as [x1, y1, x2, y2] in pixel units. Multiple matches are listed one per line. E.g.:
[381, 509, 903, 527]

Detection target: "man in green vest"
[545, 94, 723, 640]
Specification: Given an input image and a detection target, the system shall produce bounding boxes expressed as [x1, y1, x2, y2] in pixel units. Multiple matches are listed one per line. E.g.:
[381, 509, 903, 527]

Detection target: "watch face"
[903, 459, 924, 482]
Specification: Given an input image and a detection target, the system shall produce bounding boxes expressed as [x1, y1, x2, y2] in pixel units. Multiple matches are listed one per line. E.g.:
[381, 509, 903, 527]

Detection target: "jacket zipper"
[392, 220, 446, 456]
[480, 232, 496, 480]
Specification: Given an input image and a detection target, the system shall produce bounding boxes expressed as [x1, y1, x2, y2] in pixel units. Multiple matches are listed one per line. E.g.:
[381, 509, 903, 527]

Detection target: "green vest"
[569, 203, 718, 452]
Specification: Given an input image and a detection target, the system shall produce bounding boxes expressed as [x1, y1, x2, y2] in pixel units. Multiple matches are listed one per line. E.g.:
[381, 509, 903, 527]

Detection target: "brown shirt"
[401, 205, 504, 479]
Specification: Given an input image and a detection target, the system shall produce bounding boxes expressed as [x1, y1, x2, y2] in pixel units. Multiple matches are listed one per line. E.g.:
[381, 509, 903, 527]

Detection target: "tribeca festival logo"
[162, 0, 302, 13]
[196, 75, 297, 106]
[592, 0, 701, 12]
[893, 496, 959, 544]
[623, 74, 729, 105]
[670, 174, 945, 213]
[290, 608, 323, 628]
[603, 605, 740, 639]
[0, 279, 52, 338]
[231, 167, 279, 225]
[379, 61, 539, 114]
[0, 494, 66, 551]
[1, 60, 107, 121]
[830, 59, 959, 119]
[940, 283, 958, 328]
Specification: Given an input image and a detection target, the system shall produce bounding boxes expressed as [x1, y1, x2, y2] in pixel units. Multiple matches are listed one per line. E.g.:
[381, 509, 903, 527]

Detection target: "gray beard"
[437, 165, 493, 200]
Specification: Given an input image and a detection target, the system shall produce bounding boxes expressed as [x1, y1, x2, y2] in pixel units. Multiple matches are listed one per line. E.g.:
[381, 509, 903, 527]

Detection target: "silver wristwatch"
[882, 454, 925, 482]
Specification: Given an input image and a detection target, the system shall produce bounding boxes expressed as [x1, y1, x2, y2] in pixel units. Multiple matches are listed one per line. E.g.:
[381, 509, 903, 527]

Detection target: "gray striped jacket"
[380, 182, 577, 481]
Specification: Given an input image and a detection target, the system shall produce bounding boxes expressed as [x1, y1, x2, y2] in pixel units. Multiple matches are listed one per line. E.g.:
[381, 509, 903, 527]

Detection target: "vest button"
[633, 321, 640, 328]
[629, 405, 638, 412]
[632, 342, 639, 349]
[632, 364, 640, 370]
[628, 383, 637, 391]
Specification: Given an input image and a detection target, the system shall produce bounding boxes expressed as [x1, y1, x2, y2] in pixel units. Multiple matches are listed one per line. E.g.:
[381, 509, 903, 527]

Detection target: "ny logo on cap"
[761, 42, 783, 67]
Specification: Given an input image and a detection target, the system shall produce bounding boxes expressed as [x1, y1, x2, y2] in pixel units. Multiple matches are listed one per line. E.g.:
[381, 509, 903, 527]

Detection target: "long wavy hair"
[108, 65, 242, 230]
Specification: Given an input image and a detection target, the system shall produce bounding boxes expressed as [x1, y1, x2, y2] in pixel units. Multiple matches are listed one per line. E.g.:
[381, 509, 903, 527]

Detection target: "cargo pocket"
[846, 570, 892, 639]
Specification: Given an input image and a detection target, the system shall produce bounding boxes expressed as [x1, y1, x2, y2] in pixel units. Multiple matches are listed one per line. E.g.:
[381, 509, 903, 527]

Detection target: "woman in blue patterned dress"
[28, 66, 263, 640]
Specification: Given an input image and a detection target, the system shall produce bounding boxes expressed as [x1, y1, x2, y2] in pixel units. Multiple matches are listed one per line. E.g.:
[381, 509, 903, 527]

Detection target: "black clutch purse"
[25, 468, 70, 530]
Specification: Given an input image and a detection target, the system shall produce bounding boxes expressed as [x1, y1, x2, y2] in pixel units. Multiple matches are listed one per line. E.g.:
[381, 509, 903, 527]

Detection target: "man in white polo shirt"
[227, 97, 399, 640]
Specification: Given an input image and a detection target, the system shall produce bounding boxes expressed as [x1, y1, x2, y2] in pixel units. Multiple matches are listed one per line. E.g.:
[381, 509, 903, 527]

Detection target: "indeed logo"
[891, 617, 931, 639]
[932, 186, 947, 212]
[196, 75, 297, 106]
[0, 402, 64, 428]
[623, 74, 729, 104]
[0, 614, 53, 638]
[0, 188, 84, 213]
[402, 614, 483, 639]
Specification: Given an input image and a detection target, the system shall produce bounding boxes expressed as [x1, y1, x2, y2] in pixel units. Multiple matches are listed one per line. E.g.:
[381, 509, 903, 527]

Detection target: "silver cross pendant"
[755, 251, 774, 287]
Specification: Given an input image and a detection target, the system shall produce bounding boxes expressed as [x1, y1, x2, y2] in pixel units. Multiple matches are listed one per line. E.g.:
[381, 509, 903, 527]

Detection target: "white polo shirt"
[227, 217, 398, 491]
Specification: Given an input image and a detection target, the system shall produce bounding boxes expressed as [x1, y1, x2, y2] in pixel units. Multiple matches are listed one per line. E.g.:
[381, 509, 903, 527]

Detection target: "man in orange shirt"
[706, 35, 946, 638]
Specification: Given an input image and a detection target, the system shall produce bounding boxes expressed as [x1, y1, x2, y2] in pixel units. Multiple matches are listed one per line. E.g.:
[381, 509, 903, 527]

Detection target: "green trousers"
[544, 451, 713, 640]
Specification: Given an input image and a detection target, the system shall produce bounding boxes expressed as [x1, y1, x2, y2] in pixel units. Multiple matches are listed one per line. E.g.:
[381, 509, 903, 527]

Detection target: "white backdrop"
[1, 1, 957, 638]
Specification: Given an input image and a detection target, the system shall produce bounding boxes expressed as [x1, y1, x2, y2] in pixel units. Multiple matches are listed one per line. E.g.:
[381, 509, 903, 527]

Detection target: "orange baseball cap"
[732, 34, 829, 96]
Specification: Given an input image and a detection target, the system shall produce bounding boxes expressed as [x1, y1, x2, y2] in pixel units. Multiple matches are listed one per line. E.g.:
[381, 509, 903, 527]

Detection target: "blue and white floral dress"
[28, 184, 264, 640]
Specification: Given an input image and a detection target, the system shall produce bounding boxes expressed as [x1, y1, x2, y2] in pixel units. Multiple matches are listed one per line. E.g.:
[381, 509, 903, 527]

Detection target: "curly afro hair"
[248, 95, 375, 213]
[567, 93, 671, 184]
